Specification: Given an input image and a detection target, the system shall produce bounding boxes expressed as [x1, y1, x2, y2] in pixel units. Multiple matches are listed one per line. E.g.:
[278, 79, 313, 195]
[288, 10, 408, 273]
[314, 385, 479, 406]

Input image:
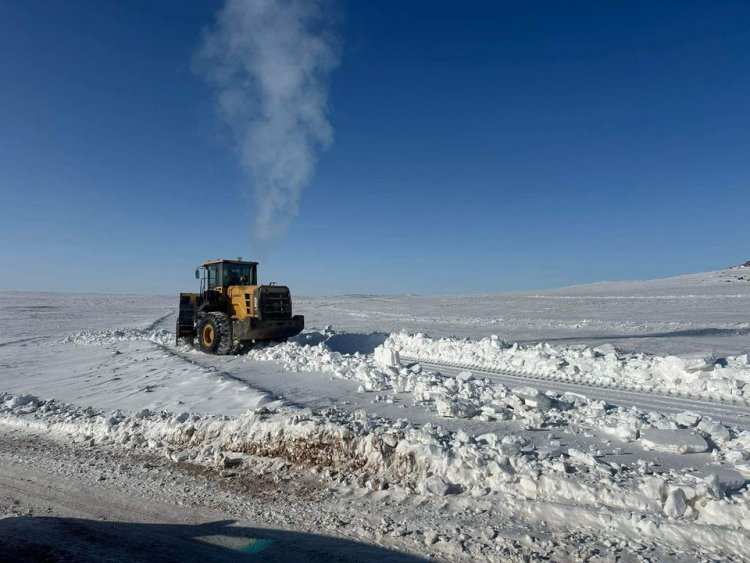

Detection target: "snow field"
[39, 326, 750, 551]
[296, 266, 750, 358]
[3, 271, 749, 559]
[53, 328, 282, 415]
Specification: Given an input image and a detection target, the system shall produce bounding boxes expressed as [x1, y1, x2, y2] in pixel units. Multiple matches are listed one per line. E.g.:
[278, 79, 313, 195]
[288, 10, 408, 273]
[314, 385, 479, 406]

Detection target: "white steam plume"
[197, 0, 340, 247]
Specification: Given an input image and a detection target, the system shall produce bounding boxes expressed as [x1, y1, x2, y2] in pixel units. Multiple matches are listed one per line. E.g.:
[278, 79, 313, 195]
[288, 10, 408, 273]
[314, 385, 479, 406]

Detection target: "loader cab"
[198, 259, 258, 293]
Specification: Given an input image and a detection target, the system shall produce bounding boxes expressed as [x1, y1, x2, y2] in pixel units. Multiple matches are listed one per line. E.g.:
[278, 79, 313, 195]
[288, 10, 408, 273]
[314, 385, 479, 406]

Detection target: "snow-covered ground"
[299, 266, 750, 356]
[1, 265, 749, 561]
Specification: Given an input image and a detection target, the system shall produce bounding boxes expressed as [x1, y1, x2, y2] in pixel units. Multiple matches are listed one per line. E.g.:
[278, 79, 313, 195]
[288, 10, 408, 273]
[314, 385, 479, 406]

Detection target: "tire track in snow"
[404, 358, 750, 429]
[144, 310, 177, 332]
[144, 338, 291, 410]
[0, 336, 48, 348]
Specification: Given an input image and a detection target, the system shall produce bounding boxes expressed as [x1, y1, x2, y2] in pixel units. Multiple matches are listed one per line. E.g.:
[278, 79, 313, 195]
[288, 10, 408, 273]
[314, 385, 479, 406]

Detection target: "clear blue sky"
[1, 1, 749, 295]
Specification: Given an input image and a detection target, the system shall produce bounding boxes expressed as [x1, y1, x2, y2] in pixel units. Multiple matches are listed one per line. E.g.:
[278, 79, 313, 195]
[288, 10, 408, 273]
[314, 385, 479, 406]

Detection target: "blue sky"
[1, 1, 749, 295]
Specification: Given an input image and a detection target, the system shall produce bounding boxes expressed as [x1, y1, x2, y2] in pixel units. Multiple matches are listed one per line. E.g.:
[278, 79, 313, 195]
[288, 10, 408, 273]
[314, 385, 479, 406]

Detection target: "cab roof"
[201, 259, 259, 267]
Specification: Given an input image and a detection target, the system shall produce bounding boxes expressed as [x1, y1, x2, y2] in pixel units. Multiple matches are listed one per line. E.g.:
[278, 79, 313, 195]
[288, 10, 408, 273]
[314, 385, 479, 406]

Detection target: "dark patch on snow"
[7, 305, 61, 311]
[0, 517, 425, 562]
[325, 333, 389, 355]
[292, 331, 390, 355]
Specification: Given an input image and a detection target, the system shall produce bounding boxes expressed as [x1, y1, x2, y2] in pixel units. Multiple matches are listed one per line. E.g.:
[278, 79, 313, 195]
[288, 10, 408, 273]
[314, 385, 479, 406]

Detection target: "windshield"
[223, 263, 257, 286]
[206, 265, 219, 288]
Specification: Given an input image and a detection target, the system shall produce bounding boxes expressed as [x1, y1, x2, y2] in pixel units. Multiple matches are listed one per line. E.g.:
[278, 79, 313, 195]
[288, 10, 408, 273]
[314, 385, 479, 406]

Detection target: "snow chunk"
[434, 397, 478, 419]
[568, 448, 598, 467]
[641, 476, 667, 502]
[171, 450, 190, 463]
[664, 488, 688, 518]
[512, 387, 552, 411]
[421, 476, 451, 496]
[712, 469, 748, 493]
[456, 370, 474, 382]
[5, 394, 38, 408]
[697, 418, 731, 442]
[674, 353, 717, 372]
[373, 346, 400, 368]
[640, 428, 709, 454]
[674, 411, 702, 428]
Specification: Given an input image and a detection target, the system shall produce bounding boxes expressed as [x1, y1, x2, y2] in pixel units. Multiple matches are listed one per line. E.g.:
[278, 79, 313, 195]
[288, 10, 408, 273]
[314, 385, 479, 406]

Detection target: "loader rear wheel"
[197, 312, 232, 355]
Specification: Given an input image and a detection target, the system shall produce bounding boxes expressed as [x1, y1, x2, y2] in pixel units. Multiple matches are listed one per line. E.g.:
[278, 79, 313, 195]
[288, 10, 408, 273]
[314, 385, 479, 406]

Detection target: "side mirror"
[195, 269, 200, 279]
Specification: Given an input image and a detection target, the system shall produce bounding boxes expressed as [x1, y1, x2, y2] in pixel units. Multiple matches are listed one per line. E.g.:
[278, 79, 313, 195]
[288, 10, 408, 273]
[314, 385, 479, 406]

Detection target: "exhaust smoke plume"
[197, 0, 340, 248]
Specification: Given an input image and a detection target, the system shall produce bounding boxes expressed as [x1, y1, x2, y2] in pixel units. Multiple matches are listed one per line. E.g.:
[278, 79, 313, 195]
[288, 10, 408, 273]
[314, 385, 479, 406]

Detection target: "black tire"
[197, 312, 233, 355]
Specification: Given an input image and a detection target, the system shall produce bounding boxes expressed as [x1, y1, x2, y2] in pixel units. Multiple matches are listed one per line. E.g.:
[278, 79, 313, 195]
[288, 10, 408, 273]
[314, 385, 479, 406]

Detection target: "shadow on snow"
[293, 332, 390, 355]
[520, 324, 750, 346]
[0, 516, 427, 562]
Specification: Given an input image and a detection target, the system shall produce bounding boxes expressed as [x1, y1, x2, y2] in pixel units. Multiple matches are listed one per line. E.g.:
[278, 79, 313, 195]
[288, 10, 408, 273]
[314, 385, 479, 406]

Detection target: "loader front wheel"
[197, 312, 233, 355]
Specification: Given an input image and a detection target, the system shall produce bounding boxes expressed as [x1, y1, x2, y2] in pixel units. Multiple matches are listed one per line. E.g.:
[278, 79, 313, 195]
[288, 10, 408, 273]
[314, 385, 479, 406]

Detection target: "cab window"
[223, 263, 256, 286]
[206, 265, 220, 288]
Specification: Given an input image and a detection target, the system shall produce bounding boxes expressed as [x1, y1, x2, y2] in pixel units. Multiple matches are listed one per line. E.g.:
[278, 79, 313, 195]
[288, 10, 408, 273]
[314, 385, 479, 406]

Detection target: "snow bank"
[244, 332, 745, 462]
[384, 332, 750, 404]
[2, 391, 750, 553]
[62, 327, 748, 475]
[63, 328, 174, 347]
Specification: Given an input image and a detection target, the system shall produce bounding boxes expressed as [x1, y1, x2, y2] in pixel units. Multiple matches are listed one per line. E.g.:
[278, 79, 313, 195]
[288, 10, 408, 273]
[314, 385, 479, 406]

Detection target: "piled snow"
[245, 331, 750, 470]
[60, 327, 750, 475]
[2, 390, 750, 553]
[63, 328, 174, 347]
[384, 332, 750, 404]
[246, 333, 730, 441]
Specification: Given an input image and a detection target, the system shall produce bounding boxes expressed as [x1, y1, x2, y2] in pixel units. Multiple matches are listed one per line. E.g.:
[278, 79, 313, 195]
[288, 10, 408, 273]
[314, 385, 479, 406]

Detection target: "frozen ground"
[0, 265, 749, 561]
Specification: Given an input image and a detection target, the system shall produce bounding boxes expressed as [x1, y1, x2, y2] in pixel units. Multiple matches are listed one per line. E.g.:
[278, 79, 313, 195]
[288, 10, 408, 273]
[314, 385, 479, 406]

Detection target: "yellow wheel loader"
[176, 259, 304, 354]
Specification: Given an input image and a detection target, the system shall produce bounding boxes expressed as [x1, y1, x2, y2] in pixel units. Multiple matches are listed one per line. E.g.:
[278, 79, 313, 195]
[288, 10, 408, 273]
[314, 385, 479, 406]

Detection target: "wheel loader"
[176, 258, 304, 354]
